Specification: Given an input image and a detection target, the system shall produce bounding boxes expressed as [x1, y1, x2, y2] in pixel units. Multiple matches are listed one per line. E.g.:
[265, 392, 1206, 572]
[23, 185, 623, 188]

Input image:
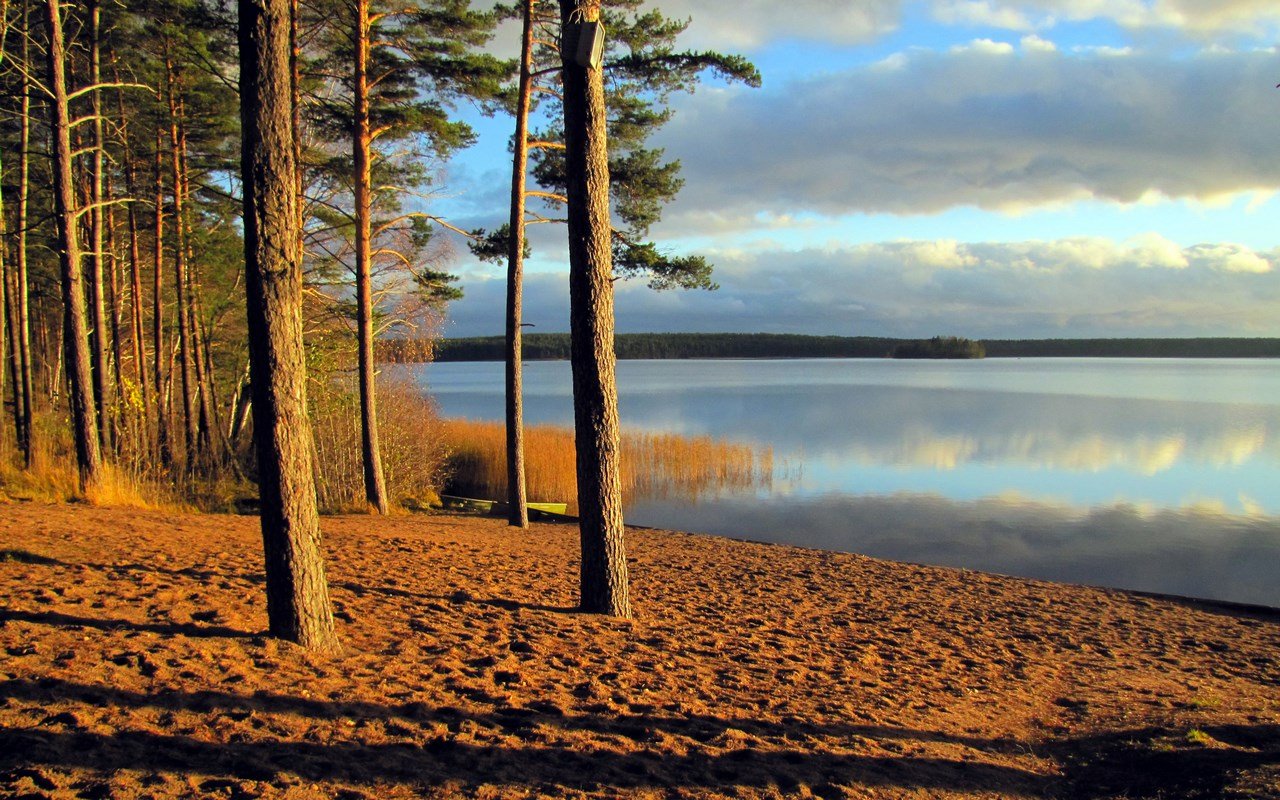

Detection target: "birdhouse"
[564, 20, 605, 70]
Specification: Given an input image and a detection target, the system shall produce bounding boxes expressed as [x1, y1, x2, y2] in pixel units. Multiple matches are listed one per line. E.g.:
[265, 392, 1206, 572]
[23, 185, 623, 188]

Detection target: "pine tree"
[239, 0, 340, 651]
[475, 0, 758, 529]
[302, 0, 505, 513]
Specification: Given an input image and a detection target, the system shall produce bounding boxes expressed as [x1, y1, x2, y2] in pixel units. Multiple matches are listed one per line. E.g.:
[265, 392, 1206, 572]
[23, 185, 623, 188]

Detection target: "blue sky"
[432, 0, 1280, 338]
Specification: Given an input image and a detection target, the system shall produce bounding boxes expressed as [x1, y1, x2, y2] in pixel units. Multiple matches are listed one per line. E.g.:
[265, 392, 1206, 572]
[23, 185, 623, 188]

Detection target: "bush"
[310, 376, 452, 512]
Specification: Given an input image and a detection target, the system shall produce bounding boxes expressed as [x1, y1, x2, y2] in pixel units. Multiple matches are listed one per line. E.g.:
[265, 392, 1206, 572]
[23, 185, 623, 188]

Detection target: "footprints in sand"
[2, 505, 1279, 798]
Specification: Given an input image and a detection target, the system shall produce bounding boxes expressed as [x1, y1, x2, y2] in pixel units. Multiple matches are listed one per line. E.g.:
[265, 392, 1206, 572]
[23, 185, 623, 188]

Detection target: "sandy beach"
[1, 502, 1277, 798]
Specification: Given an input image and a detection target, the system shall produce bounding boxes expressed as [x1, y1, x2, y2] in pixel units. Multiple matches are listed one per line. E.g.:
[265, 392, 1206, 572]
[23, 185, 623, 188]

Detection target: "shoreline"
[2, 502, 1278, 799]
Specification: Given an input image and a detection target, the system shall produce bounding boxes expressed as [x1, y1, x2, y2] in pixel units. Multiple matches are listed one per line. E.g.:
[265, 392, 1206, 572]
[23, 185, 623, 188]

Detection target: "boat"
[439, 495, 569, 519]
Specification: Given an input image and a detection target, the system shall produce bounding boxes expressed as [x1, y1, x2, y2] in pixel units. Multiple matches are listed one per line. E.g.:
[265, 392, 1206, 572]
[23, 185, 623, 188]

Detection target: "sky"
[431, 0, 1280, 339]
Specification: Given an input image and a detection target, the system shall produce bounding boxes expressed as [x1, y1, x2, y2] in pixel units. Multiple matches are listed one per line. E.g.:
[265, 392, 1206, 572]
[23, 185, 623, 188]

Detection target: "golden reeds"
[439, 418, 773, 510]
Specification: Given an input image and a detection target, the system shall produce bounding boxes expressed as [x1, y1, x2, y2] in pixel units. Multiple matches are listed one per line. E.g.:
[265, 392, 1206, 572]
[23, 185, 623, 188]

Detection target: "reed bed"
[439, 418, 773, 509]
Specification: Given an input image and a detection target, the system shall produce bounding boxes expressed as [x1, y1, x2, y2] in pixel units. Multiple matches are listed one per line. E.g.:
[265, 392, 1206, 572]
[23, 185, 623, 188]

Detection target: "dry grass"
[439, 418, 773, 508]
[310, 376, 452, 512]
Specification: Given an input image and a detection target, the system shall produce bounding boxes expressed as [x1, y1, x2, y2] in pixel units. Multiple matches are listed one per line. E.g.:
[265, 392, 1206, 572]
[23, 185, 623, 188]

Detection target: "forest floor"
[0, 502, 1278, 799]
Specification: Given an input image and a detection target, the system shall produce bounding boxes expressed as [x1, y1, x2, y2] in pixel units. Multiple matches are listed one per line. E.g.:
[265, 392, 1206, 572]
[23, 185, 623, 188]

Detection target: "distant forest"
[381, 333, 1280, 362]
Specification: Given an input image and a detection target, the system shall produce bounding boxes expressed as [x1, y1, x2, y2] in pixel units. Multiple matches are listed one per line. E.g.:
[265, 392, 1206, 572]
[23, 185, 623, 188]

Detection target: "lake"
[403, 358, 1280, 607]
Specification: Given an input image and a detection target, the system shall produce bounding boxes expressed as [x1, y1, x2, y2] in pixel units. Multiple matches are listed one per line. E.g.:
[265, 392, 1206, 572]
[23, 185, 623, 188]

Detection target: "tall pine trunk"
[165, 61, 198, 472]
[352, 0, 388, 514]
[118, 95, 149, 420]
[44, 0, 104, 492]
[152, 129, 172, 468]
[503, 0, 535, 529]
[177, 125, 215, 464]
[87, 0, 111, 451]
[14, 1, 34, 466]
[239, 0, 339, 652]
[559, 0, 630, 617]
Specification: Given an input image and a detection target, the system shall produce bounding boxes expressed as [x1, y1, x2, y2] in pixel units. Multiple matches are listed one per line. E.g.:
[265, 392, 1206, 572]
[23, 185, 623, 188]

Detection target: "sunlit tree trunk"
[502, 0, 535, 529]
[152, 128, 172, 468]
[165, 58, 198, 471]
[14, 1, 34, 466]
[559, 0, 630, 617]
[87, 0, 111, 452]
[352, 0, 388, 514]
[117, 88, 149, 421]
[239, 0, 339, 651]
[45, 0, 104, 492]
[177, 124, 215, 464]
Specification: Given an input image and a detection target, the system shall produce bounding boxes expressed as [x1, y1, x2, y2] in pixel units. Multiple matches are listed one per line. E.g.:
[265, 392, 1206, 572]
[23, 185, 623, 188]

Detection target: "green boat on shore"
[439, 495, 570, 519]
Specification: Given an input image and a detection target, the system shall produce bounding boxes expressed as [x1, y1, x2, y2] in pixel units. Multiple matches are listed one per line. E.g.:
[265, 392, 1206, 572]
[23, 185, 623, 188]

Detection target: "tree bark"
[559, 0, 630, 617]
[87, 0, 111, 452]
[106, 199, 124, 412]
[165, 57, 199, 473]
[153, 127, 172, 468]
[14, 1, 34, 466]
[239, 0, 339, 652]
[503, 0, 536, 529]
[177, 123, 215, 464]
[118, 94, 148, 418]
[352, 0, 389, 514]
[44, 0, 104, 492]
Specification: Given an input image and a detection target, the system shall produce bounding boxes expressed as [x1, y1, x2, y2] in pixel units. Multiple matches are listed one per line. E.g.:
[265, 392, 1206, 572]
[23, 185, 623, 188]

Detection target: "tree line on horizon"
[393, 332, 1280, 361]
[1, 0, 755, 648]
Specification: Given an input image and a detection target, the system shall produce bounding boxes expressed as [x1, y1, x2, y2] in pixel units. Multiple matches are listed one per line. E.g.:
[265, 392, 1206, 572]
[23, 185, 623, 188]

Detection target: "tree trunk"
[107, 200, 124, 415]
[118, 95, 148, 419]
[503, 0, 536, 529]
[559, 0, 630, 617]
[3, 244, 21, 460]
[44, 0, 104, 492]
[153, 128, 172, 468]
[165, 60, 198, 472]
[352, 0, 388, 514]
[87, 0, 111, 452]
[238, 0, 339, 652]
[15, 3, 34, 466]
[178, 124, 215, 465]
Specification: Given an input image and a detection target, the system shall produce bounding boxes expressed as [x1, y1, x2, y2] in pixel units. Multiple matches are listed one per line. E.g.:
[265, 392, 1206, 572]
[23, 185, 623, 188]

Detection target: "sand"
[0, 501, 1277, 799]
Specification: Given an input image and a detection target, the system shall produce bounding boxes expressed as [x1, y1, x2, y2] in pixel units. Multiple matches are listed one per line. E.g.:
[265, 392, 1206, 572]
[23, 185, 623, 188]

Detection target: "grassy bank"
[439, 418, 773, 510]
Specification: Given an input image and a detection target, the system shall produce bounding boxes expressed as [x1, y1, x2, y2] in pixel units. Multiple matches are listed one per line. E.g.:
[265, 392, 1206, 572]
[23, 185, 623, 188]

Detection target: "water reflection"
[628, 492, 1280, 607]
[411, 358, 1280, 604]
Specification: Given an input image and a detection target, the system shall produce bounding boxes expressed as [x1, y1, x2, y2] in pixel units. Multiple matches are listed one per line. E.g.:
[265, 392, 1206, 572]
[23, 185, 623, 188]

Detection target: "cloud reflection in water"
[628, 492, 1280, 607]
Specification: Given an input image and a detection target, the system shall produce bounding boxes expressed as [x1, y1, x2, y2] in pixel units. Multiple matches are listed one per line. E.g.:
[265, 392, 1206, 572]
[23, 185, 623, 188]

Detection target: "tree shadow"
[1052, 723, 1280, 800]
[82, 561, 266, 587]
[5, 677, 1277, 797]
[0, 722, 1047, 797]
[0, 549, 67, 566]
[0, 609, 256, 640]
[332, 581, 578, 614]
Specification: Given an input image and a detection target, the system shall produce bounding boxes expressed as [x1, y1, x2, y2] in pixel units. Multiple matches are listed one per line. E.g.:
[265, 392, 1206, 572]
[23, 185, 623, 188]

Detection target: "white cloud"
[637, 0, 1280, 50]
[1187, 243, 1273, 274]
[1020, 34, 1058, 52]
[648, 0, 904, 49]
[950, 37, 1017, 54]
[931, 0, 1280, 36]
[659, 47, 1280, 218]
[935, 0, 1040, 31]
[445, 237, 1280, 338]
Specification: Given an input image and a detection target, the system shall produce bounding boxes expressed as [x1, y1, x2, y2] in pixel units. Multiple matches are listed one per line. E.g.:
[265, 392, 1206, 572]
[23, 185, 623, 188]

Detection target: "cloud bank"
[659, 45, 1279, 220]
[444, 236, 1279, 338]
[657, 0, 1280, 50]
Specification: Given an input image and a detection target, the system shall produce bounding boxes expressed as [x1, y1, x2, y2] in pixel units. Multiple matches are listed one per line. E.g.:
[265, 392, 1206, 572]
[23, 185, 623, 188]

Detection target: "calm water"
[405, 358, 1280, 606]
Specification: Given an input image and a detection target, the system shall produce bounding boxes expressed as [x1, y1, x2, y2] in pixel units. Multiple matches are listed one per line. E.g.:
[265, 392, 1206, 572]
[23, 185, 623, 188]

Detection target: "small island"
[890, 335, 986, 359]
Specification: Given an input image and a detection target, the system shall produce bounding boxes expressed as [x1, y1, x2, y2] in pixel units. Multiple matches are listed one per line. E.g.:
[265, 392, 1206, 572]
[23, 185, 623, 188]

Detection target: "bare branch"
[67, 80, 149, 103]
